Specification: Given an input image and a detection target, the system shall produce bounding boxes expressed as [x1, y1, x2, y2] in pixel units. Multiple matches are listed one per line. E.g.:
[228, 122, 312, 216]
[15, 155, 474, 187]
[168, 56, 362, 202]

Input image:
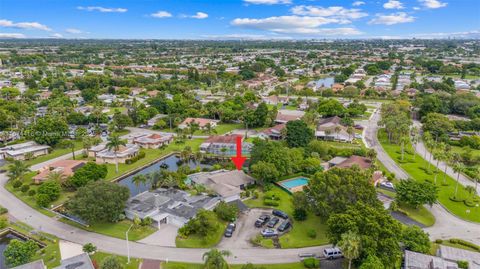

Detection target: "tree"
[453, 162, 465, 198]
[82, 243, 97, 254]
[112, 113, 133, 131]
[68, 162, 108, 189]
[66, 181, 129, 223]
[58, 139, 76, 160]
[421, 113, 454, 138]
[100, 256, 124, 269]
[401, 226, 431, 254]
[285, 120, 314, 148]
[253, 102, 269, 127]
[359, 255, 383, 269]
[3, 239, 39, 267]
[25, 116, 68, 146]
[317, 99, 346, 117]
[214, 201, 238, 222]
[292, 192, 309, 221]
[36, 180, 61, 207]
[338, 231, 361, 269]
[179, 210, 219, 238]
[132, 174, 147, 193]
[396, 180, 438, 208]
[202, 249, 231, 269]
[250, 161, 279, 185]
[7, 160, 29, 181]
[106, 134, 127, 173]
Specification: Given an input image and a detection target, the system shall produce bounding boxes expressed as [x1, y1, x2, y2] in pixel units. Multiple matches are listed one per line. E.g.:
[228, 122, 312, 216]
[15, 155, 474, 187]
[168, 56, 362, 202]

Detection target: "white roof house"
[0, 141, 50, 160]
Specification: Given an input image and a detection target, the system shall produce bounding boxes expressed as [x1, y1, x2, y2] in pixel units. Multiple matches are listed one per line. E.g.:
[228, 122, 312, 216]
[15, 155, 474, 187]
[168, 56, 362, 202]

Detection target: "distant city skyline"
[0, 0, 479, 39]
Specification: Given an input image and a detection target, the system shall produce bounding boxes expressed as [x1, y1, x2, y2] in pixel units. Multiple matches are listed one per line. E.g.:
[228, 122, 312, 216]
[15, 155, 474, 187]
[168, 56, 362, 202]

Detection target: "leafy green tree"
[3, 239, 39, 267]
[317, 99, 346, 117]
[214, 201, 238, 222]
[66, 181, 129, 223]
[106, 134, 127, 173]
[112, 113, 133, 131]
[359, 255, 383, 269]
[68, 162, 108, 189]
[82, 243, 97, 254]
[202, 249, 231, 269]
[285, 120, 314, 148]
[58, 139, 76, 160]
[253, 102, 269, 127]
[250, 161, 279, 185]
[396, 180, 438, 208]
[401, 226, 431, 254]
[100, 256, 124, 269]
[36, 180, 61, 207]
[421, 113, 454, 138]
[338, 231, 361, 269]
[26, 116, 68, 146]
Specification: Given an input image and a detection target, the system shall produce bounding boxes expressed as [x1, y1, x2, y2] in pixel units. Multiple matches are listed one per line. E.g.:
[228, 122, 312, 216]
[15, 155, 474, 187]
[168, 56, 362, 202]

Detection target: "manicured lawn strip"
[90, 251, 141, 269]
[378, 129, 480, 223]
[105, 138, 204, 180]
[60, 218, 156, 241]
[175, 221, 227, 248]
[162, 262, 306, 269]
[24, 141, 83, 166]
[191, 123, 244, 135]
[245, 186, 329, 248]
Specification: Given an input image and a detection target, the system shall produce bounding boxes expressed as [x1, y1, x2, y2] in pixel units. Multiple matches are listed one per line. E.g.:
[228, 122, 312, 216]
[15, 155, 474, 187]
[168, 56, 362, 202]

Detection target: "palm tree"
[47, 171, 65, 182]
[465, 186, 476, 199]
[187, 121, 200, 139]
[400, 136, 409, 161]
[334, 126, 341, 141]
[338, 231, 361, 269]
[432, 149, 443, 185]
[423, 132, 434, 171]
[7, 160, 30, 181]
[410, 127, 419, 161]
[441, 146, 452, 185]
[194, 151, 204, 168]
[346, 126, 354, 143]
[59, 139, 76, 160]
[106, 134, 127, 173]
[132, 174, 147, 193]
[453, 162, 465, 198]
[202, 249, 231, 269]
[324, 129, 333, 140]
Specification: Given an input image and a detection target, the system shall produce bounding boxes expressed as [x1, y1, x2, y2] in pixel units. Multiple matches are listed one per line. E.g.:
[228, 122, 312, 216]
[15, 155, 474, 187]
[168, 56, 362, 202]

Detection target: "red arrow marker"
[231, 135, 246, 170]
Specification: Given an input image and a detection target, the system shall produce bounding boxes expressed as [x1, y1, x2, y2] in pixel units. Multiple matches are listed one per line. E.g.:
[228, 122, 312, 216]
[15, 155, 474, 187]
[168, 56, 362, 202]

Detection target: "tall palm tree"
[338, 231, 361, 269]
[47, 171, 66, 182]
[423, 132, 434, 171]
[432, 149, 443, 185]
[7, 160, 30, 181]
[453, 162, 465, 198]
[400, 136, 409, 161]
[106, 134, 127, 173]
[441, 146, 452, 185]
[410, 127, 419, 161]
[346, 126, 354, 143]
[334, 126, 341, 141]
[202, 249, 231, 269]
[132, 174, 147, 193]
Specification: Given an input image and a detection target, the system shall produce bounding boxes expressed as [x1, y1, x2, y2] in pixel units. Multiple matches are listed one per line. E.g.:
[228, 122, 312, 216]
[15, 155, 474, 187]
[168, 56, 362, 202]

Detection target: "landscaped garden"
[378, 129, 480, 223]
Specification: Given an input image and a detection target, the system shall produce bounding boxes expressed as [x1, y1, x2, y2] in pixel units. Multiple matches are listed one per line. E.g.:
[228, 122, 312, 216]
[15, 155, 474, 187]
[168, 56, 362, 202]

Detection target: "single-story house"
[125, 188, 220, 228]
[315, 116, 353, 142]
[187, 170, 256, 202]
[10, 260, 46, 269]
[0, 141, 50, 160]
[404, 245, 480, 269]
[257, 123, 286, 140]
[275, 109, 305, 124]
[324, 155, 372, 170]
[133, 133, 174, 149]
[178, 117, 219, 130]
[94, 143, 140, 164]
[12, 253, 94, 269]
[33, 160, 87, 184]
[200, 135, 252, 156]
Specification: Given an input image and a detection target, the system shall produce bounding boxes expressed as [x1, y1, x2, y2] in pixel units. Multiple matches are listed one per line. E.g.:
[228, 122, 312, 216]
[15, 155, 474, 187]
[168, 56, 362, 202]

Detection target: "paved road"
[412, 120, 480, 194]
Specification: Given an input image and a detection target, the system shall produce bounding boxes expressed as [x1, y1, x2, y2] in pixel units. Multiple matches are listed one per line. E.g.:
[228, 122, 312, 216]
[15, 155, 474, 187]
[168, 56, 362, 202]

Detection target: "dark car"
[266, 217, 280, 228]
[272, 209, 288, 219]
[255, 215, 270, 228]
[224, 223, 236, 237]
[277, 220, 291, 232]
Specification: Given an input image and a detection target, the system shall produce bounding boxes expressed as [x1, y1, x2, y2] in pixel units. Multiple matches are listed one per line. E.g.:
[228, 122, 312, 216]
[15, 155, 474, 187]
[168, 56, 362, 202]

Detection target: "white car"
[261, 228, 278, 238]
[380, 181, 395, 189]
[323, 247, 343, 259]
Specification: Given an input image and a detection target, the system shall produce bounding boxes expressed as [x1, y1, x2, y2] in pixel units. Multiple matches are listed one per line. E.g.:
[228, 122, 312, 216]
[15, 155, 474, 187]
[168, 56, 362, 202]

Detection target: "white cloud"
[191, 12, 209, 19]
[50, 33, 63, 38]
[368, 12, 415, 25]
[413, 6, 421, 10]
[290, 5, 368, 22]
[244, 0, 291, 5]
[352, 1, 365, 6]
[66, 28, 83, 34]
[0, 19, 51, 31]
[419, 0, 447, 9]
[383, 0, 404, 9]
[151, 11, 172, 18]
[77, 6, 127, 13]
[231, 16, 362, 35]
[0, 33, 26, 38]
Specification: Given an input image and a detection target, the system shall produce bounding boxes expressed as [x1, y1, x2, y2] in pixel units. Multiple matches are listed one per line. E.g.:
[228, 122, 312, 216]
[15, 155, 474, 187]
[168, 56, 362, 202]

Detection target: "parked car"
[261, 228, 278, 238]
[224, 223, 236, 237]
[277, 220, 291, 232]
[255, 215, 270, 228]
[272, 209, 288, 219]
[323, 247, 343, 260]
[380, 181, 395, 190]
[266, 217, 280, 228]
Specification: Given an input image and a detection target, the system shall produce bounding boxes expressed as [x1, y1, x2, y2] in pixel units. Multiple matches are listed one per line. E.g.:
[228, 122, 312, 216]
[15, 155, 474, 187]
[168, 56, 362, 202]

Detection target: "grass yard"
[191, 123, 244, 135]
[105, 138, 205, 180]
[245, 186, 329, 248]
[175, 221, 227, 248]
[90, 252, 142, 269]
[24, 140, 83, 166]
[378, 129, 480, 223]
[60, 218, 156, 241]
[162, 262, 307, 269]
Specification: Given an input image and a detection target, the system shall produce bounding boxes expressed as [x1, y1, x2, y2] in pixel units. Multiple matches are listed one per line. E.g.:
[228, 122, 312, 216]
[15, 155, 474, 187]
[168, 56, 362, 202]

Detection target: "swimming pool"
[277, 177, 309, 193]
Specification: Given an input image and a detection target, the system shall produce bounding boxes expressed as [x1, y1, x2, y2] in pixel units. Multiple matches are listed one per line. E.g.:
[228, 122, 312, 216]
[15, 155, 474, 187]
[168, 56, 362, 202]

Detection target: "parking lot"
[218, 208, 274, 249]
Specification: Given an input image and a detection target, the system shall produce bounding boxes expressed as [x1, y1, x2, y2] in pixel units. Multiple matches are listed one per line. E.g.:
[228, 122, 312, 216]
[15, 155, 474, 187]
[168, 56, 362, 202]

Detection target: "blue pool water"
[280, 177, 309, 189]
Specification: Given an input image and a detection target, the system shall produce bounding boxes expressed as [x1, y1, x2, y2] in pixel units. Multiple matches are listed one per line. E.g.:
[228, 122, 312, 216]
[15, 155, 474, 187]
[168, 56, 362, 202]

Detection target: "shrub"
[0, 207, 8, 215]
[449, 239, 480, 252]
[435, 239, 443, 244]
[457, 261, 469, 269]
[303, 257, 319, 268]
[449, 196, 465, 202]
[307, 229, 317, 239]
[0, 216, 8, 229]
[263, 199, 279, 207]
[28, 189, 36, 197]
[20, 184, 30, 193]
[293, 208, 307, 221]
[12, 180, 22, 189]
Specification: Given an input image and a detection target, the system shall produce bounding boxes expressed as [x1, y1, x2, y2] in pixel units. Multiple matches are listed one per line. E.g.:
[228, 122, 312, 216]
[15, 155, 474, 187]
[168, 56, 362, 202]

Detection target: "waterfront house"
[199, 135, 252, 156]
[93, 143, 140, 164]
[133, 133, 174, 149]
[0, 141, 50, 161]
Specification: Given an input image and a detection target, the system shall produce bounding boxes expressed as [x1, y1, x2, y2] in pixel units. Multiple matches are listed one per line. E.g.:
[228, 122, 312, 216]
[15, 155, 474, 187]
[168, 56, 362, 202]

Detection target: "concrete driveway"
[138, 224, 178, 247]
[218, 208, 271, 249]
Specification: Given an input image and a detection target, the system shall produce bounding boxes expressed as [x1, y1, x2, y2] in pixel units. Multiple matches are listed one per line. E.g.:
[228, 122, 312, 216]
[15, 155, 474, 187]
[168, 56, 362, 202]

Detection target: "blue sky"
[0, 0, 478, 39]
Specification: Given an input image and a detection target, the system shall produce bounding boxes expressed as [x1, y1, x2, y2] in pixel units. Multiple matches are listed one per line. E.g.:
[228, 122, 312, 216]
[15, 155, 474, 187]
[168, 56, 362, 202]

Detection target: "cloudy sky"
[0, 0, 478, 39]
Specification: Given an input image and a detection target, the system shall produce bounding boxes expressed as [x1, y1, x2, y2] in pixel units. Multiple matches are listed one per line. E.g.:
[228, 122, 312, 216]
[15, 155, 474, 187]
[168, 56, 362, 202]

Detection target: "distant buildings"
[0, 141, 50, 161]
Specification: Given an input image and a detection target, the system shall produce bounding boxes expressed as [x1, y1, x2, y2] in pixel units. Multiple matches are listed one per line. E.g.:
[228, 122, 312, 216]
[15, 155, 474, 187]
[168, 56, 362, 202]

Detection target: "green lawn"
[162, 262, 307, 269]
[90, 252, 142, 269]
[245, 186, 329, 248]
[175, 221, 227, 248]
[60, 218, 156, 241]
[24, 141, 83, 166]
[192, 123, 244, 135]
[105, 138, 205, 180]
[378, 129, 480, 223]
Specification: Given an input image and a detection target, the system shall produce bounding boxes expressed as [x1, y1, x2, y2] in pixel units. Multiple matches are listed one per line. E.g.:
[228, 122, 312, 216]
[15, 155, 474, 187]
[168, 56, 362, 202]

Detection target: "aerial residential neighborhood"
[0, 0, 479, 269]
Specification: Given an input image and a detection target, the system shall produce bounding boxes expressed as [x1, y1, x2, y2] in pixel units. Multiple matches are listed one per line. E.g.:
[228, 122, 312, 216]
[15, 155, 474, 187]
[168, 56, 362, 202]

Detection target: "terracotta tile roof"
[205, 134, 242, 144]
[180, 117, 217, 128]
[336, 155, 372, 169]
